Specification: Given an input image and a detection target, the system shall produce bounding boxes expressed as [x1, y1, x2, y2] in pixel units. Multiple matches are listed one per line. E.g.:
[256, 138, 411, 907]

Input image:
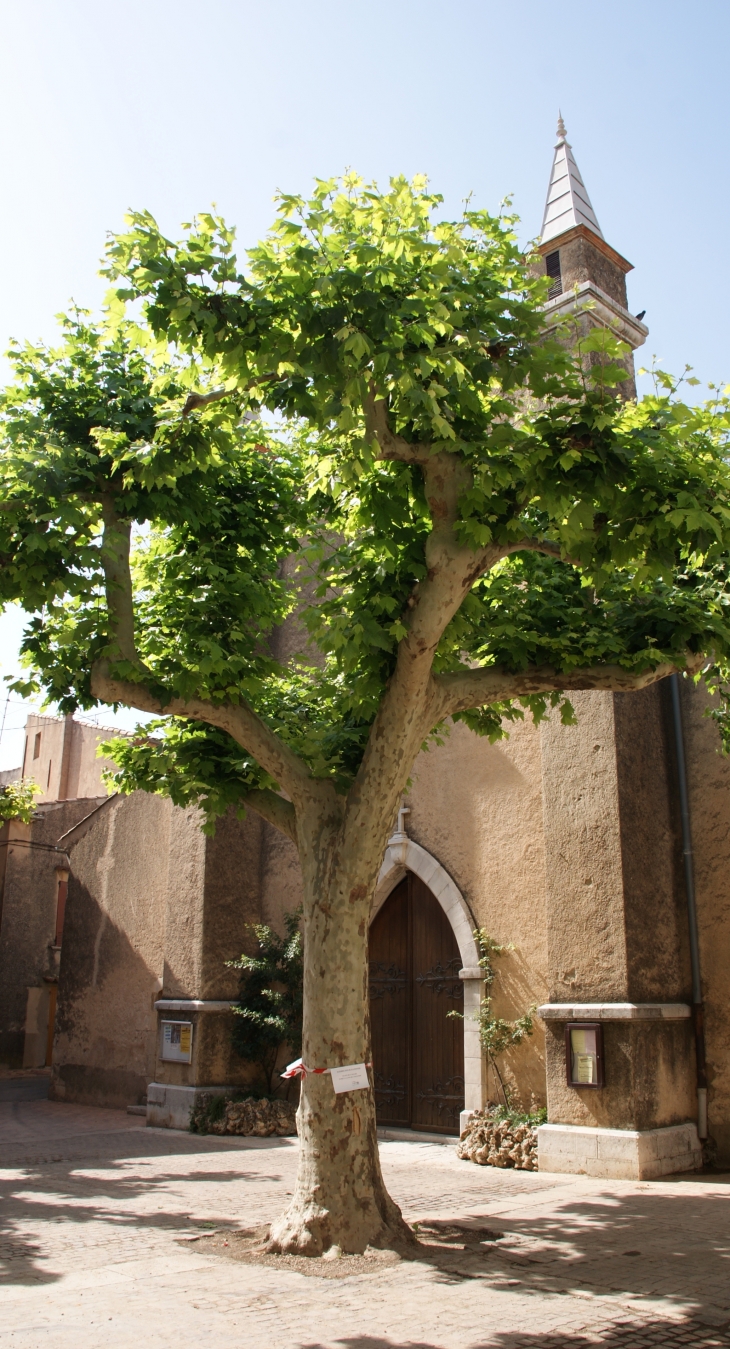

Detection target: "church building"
[1, 123, 728, 1180]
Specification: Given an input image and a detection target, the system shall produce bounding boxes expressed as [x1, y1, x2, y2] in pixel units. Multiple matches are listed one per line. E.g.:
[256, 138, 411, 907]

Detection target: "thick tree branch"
[181, 371, 282, 418]
[509, 537, 580, 567]
[344, 450, 499, 857]
[95, 498, 322, 808]
[240, 788, 298, 844]
[182, 388, 229, 416]
[365, 390, 429, 465]
[433, 654, 707, 718]
[90, 666, 323, 812]
[99, 496, 145, 668]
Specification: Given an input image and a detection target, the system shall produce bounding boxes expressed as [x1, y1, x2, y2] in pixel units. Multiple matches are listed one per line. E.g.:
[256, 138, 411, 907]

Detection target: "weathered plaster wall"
[0, 798, 103, 1068]
[22, 716, 67, 802]
[65, 721, 119, 800]
[161, 804, 207, 1000]
[403, 716, 549, 1108]
[540, 692, 628, 1003]
[545, 1018, 696, 1131]
[51, 792, 170, 1108]
[540, 686, 698, 1136]
[614, 685, 690, 1003]
[259, 822, 304, 935]
[154, 806, 270, 1093]
[682, 679, 730, 1165]
[200, 808, 264, 999]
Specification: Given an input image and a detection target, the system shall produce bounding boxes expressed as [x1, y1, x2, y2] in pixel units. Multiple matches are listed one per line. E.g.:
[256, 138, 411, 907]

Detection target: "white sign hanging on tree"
[330, 1062, 370, 1094]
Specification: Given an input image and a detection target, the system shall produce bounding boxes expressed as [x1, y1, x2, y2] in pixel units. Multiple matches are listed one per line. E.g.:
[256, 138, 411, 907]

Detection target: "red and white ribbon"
[280, 1058, 325, 1080]
[281, 1057, 372, 1080]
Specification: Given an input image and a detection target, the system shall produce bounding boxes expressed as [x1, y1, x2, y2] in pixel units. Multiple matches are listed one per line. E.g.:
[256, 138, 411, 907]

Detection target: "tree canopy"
[2, 175, 730, 826]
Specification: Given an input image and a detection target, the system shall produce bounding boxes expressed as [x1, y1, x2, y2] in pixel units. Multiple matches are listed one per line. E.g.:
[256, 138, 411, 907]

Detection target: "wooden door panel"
[369, 879, 409, 1125]
[410, 876, 464, 1133]
[369, 873, 465, 1134]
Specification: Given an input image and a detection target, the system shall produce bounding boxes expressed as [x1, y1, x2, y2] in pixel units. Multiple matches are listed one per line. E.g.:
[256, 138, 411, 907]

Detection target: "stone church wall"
[390, 716, 549, 1110]
[681, 681, 730, 1165]
[51, 791, 171, 1109]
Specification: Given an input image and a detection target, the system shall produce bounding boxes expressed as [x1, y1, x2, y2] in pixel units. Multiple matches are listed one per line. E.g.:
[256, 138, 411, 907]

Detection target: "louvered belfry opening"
[368, 872, 465, 1134]
[545, 249, 562, 299]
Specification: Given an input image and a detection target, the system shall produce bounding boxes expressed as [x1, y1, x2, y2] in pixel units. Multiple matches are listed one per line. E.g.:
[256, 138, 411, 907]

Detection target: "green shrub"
[227, 907, 303, 1096]
[0, 779, 42, 824]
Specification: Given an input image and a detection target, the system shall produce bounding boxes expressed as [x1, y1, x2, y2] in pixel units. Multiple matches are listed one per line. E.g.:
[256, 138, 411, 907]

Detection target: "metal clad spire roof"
[541, 114, 604, 245]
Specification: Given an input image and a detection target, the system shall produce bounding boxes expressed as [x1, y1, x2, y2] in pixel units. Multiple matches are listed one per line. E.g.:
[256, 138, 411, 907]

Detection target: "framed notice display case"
[160, 1020, 193, 1064]
[565, 1022, 604, 1088]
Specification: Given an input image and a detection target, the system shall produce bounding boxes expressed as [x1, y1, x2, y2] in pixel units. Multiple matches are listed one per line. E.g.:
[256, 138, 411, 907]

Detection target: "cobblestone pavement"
[1, 1097, 729, 1348]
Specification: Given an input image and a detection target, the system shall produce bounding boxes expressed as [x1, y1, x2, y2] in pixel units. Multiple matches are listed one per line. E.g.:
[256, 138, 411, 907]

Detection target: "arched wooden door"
[368, 872, 465, 1134]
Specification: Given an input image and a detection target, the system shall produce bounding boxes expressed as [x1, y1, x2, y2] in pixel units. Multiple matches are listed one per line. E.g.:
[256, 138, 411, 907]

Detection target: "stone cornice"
[538, 1002, 691, 1021]
[155, 999, 234, 1013]
[542, 279, 649, 351]
[537, 223, 633, 274]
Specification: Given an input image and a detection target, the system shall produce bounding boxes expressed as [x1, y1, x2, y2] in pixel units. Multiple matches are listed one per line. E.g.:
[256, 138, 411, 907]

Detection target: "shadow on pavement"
[303, 1321, 730, 1347]
[0, 1101, 296, 1287]
[1, 1099, 730, 1341]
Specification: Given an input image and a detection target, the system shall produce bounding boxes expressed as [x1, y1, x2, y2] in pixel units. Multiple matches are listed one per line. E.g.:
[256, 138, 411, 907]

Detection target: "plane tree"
[2, 176, 730, 1255]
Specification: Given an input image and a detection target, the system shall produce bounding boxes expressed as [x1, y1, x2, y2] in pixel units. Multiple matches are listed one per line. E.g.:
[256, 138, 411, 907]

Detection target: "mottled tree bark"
[268, 812, 412, 1254]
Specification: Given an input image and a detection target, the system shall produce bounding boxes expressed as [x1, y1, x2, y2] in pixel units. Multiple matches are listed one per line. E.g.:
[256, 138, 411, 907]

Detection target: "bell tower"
[538, 116, 649, 395]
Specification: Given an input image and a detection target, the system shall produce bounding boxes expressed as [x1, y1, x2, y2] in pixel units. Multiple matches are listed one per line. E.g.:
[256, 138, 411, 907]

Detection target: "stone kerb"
[373, 833, 485, 1129]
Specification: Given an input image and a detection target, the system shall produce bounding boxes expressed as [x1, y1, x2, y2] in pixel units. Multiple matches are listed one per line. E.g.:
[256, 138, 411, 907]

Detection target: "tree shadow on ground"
[304, 1322, 730, 1348]
[400, 1197, 730, 1319]
[2, 1112, 730, 1335]
[0, 1128, 297, 1286]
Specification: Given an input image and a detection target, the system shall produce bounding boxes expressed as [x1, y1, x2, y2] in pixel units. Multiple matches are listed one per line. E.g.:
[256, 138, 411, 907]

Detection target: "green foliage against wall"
[228, 909, 303, 1095]
[0, 779, 42, 824]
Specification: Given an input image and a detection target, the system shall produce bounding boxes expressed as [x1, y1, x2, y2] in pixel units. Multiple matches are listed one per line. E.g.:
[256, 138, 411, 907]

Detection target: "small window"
[55, 873, 69, 947]
[47, 759, 53, 789]
[545, 250, 562, 299]
[33, 732, 42, 760]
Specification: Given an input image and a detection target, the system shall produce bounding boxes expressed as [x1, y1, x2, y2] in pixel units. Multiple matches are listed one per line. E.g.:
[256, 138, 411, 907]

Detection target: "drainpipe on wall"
[670, 673, 708, 1141]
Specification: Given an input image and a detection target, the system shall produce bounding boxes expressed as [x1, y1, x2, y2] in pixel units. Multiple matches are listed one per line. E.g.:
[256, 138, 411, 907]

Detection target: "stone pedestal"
[538, 687, 701, 1176]
[537, 1121, 702, 1180]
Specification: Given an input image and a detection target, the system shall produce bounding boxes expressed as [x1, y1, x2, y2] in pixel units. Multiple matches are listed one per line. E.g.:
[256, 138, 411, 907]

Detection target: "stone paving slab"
[1, 1099, 730, 1348]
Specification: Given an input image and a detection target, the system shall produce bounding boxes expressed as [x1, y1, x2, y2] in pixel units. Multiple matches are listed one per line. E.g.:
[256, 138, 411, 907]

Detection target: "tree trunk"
[267, 818, 414, 1256]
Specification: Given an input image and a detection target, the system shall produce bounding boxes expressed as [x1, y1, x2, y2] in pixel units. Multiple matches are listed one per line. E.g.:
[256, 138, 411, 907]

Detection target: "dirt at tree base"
[179, 1220, 507, 1278]
[179, 1225, 401, 1278]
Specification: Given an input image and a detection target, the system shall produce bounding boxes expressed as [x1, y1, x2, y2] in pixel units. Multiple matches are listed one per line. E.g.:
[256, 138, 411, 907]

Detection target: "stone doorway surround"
[373, 821, 484, 1134]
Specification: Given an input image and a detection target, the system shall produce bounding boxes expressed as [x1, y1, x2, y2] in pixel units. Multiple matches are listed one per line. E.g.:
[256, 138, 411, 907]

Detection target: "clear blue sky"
[1, 0, 728, 767]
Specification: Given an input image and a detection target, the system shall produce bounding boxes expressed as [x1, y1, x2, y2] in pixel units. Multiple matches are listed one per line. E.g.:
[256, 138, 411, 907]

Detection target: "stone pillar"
[147, 806, 266, 1129]
[459, 966, 487, 1131]
[536, 687, 702, 1178]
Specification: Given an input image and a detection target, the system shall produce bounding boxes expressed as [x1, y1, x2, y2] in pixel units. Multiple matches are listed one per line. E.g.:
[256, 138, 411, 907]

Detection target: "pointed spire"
[540, 116, 603, 245]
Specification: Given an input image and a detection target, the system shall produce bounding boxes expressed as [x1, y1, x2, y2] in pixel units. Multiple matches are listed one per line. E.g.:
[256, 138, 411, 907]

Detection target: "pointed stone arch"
[371, 832, 485, 1123]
